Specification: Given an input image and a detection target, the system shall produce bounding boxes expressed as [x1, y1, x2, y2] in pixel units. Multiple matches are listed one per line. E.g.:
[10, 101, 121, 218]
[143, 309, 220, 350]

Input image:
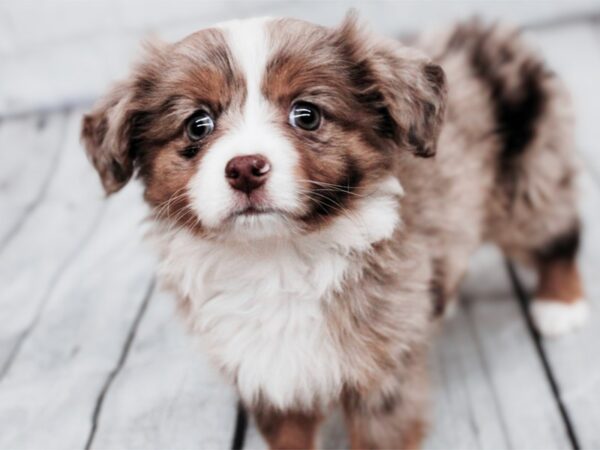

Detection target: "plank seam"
[231, 402, 248, 450]
[524, 10, 600, 31]
[0, 102, 94, 122]
[505, 262, 581, 450]
[84, 278, 156, 450]
[0, 112, 70, 254]
[0, 203, 107, 380]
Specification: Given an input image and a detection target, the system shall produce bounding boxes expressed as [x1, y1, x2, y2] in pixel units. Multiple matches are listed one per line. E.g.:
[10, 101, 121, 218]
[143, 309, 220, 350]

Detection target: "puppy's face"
[82, 16, 446, 239]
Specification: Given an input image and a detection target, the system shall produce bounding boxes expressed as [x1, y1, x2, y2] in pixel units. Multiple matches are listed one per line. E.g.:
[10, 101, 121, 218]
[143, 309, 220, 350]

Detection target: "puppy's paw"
[530, 299, 590, 337]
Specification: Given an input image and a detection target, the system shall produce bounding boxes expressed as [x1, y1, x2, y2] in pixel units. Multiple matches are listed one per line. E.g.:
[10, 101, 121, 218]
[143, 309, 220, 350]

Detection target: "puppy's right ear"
[81, 82, 137, 195]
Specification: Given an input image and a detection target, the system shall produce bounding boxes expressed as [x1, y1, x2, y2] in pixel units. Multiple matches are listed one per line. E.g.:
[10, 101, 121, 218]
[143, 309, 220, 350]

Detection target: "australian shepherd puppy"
[82, 14, 587, 449]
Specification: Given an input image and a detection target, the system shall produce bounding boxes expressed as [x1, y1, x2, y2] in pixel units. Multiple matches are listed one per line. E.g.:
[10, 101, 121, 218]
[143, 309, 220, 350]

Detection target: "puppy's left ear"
[81, 39, 167, 194]
[81, 82, 138, 194]
[338, 15, 447, 157]
[379, 58, 447, 158]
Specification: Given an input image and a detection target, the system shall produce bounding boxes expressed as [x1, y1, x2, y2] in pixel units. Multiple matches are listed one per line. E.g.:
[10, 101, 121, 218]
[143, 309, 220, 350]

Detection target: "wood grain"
[0, 168, 155, 449]
[90, 288, 238, 450]
[0, 114, 67, 250]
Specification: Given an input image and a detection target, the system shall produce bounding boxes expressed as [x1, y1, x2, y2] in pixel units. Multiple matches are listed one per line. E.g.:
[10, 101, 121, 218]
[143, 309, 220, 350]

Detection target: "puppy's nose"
[225, 154, 271, 194]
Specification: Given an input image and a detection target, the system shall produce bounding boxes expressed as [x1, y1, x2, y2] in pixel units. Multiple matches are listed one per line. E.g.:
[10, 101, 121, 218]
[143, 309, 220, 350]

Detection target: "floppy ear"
[337, 15, 447, 157]
[376, 55, 447, 158]
[81, 82, 138, 195]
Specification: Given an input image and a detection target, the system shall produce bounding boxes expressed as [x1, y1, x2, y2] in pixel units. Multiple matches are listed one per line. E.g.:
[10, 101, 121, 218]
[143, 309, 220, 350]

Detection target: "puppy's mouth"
[233, 206, 282, 217]
[224, 204, 293, 238]
[226, 190, 291, 221]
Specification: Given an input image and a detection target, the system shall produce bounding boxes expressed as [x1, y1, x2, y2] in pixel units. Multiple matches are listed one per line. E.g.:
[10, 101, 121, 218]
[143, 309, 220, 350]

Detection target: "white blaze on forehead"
[189, 17, 302, 230]
[219, 17, 271, 113]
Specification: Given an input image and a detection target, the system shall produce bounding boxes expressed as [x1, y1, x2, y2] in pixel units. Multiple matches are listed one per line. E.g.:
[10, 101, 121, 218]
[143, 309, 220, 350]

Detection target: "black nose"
[225, 154, 271, 194]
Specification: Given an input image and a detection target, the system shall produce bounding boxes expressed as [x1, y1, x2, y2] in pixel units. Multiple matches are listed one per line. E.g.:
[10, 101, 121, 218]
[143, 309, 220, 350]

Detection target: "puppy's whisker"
[153, 188, 190, 223]
[296, 179, 368, 198]
[298, 191, 368, 230]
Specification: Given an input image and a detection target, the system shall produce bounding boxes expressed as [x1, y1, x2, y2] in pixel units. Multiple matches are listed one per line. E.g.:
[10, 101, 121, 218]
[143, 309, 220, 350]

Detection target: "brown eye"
[186, 110, 214, 141]
[289, 102, 321, 131]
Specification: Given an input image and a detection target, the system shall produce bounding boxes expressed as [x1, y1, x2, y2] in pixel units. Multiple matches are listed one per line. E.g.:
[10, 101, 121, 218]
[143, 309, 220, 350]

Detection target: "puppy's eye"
[186, 110, 214, 141]
[289, 102, 321, 131]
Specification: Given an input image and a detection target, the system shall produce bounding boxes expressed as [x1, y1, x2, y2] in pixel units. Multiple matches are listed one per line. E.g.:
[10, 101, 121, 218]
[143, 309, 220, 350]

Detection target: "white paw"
[530, 299, 590, 337]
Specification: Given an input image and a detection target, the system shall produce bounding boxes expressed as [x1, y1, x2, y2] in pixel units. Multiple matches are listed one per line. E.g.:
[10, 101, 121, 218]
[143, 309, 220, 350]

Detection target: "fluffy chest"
[156, 232, 358, 408]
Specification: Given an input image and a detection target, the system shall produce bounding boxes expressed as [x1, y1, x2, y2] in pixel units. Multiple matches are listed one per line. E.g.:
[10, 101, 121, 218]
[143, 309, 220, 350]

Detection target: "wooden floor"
[1, 15, 600, 450]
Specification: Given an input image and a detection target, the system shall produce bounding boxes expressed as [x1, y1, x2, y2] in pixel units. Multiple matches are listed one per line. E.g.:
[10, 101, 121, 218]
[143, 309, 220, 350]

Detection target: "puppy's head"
[82, 15, 446, 240]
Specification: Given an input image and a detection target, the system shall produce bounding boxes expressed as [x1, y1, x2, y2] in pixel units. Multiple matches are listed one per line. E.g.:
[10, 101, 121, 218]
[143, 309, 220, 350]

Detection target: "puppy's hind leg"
[529, 226, 589, 337]
[464, 19, 589, 336]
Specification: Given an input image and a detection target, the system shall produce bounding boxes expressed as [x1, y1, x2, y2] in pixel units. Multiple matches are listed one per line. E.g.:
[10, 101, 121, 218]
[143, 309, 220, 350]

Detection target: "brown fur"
[263, 17, 445, 229]
[254, 409, 323, 450]
[536, 259, 584, 303]
[82, 28, 245, 230]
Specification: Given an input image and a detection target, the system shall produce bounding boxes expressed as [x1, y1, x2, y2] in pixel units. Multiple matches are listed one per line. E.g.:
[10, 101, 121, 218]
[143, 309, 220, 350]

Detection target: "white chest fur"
[151, 177, 403, 409]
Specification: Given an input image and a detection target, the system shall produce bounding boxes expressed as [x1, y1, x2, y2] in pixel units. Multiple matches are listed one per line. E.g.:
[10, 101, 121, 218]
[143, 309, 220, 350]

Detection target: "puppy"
[82, 14, 587, 449]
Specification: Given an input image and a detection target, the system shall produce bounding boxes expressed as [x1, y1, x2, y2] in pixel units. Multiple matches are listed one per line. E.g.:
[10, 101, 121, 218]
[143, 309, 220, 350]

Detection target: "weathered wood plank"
[0, 113, 67, 250]
[89, 288, 238, 450]
[515, 24, 600, 448]
[428, 246, 571, 450]
[0, 110, 236, 448]
[511, 171, 600, 449]
[0, 109, 106, 375]
[0, 173, 156, 449]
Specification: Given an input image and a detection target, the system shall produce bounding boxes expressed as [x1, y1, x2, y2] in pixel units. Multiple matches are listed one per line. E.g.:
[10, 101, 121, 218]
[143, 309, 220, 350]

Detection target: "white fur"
[152, 177, 403, 409]
[189, 18, 302, 231]
[530, 299, 589, 337]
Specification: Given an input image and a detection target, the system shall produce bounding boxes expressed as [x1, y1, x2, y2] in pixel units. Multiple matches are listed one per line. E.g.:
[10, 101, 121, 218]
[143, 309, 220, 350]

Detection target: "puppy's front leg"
[254, 407, 322, 450]
[342, 351, 429, 450]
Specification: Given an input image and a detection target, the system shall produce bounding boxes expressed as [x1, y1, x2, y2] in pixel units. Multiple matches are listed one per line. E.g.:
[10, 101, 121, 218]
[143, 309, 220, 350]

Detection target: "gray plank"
[512, 172, 600, 449]
[0, 109, 235, 448]
[90, 288, 238, 450]
[0, 113, 67, 250]
[428, 246, 571, 450]
[519, 24, 600, 448]
[428, 301, 508, 450]
[0, 109, 106, 374]
[0, 175, 155, 449]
